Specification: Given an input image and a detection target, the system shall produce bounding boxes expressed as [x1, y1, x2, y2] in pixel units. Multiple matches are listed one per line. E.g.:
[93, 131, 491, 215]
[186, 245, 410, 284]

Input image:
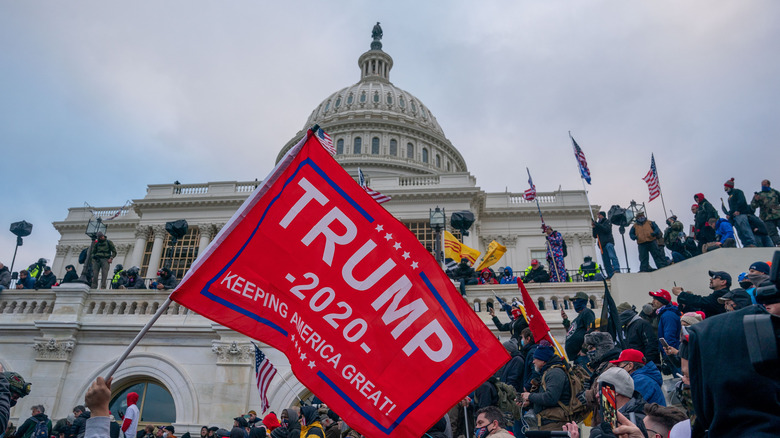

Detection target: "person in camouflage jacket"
[750, 179, 780, 246]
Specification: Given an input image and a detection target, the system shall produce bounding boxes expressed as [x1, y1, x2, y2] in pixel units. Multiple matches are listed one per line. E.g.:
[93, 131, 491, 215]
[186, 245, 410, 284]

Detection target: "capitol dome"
[277, 25, 467, 177]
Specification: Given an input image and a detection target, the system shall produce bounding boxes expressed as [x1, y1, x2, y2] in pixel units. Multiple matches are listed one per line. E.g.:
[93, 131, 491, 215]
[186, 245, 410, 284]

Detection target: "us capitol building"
[1, 27, 602, 431]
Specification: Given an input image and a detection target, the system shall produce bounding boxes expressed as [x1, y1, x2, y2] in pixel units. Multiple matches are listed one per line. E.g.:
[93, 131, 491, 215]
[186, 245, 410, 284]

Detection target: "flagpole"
[570, 132, 606, 275]
[105, 297, 173, 379]
[655, 155, 669, 221]
[276, 370, 306, 406]
[529, 171, 563, 282]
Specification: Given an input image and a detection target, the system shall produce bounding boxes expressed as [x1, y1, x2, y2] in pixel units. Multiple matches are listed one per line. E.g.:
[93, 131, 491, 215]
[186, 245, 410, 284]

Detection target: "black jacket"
[61, 270, 79, 284]
[157, 273, 178, 290]
[521, 342, 539, 391]
[524, 266, 550, 283]
[1, 373, 12, 438]
[529, 357, 571, 411]
[747, 214, 769, 235]
[726, 188, 753, 216]
[677, 287, 728, 317]
[564, 308, 596, 359]
[35, 272, 57, 289]
[17, 413, 51, 438]
[491, 315, 529, 343]
[688, 306, 780, 437]
[592, 218, 615, 246]
[694, 199, 719, 232]
[0, 266, 11, 289]
[71, 411, 90, 438]
[620, 310, 660, 364]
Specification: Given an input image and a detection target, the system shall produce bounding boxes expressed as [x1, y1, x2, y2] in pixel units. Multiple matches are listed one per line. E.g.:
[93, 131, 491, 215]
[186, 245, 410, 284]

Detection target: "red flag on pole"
[517, 278, 566, 359]
[171, 130, 509, 438]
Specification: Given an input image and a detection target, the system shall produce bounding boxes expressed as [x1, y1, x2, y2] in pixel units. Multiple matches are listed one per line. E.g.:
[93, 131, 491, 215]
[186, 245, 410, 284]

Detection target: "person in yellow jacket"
[299, 406, 324, 438]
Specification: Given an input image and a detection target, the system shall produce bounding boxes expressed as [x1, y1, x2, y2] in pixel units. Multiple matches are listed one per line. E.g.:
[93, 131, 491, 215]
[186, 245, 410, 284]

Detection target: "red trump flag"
[171, 130, 509, 437]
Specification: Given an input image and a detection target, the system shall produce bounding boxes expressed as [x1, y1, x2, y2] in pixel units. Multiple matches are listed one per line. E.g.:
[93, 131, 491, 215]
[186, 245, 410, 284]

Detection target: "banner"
[517, 279, 567, 360]
[171, 132, 509, 438]
[443, 231, 480, 264]
[475, 240, 507, 272]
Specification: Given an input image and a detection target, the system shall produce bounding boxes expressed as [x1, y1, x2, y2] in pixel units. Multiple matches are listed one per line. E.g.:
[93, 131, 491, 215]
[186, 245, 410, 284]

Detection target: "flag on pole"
[475, 240, 507, 271]
[599, 279, 625, 348]
[642, 154, 661, 202]
[170, 129, 508, 438]
[358, 168, 392, 204]
[570, 134, 591, 184]
[523, 168, 536, 201]
[444, 231, 481, 264]
[517, 279, 567, 360]
[315, 127, 335, 155]
[253, 343, 277, 413]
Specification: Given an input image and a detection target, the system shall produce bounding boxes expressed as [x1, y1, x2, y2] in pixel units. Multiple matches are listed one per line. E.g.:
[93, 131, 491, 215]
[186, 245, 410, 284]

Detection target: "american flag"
[315, 127, 336, 155]
[523, 167, 536, 201]
[358, 168, 392, 204]
[570, 134, 591, 184]
[642, 154, 661, 202]
[253, 343, 277, 412]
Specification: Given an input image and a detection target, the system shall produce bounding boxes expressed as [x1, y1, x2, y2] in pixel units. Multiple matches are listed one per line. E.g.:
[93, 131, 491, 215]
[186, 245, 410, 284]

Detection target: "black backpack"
[79, 248, 88, 264]
[562, 239, 568, 257]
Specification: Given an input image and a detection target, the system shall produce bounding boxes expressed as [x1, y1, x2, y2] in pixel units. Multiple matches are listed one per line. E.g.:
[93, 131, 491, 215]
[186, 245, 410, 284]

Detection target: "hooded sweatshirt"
[498, 267, 517, 284]
[631, 361, 666, 406]
[121, 392, 140, 438]
[299, 407, 324, 438]
[713, 218, 735, 244]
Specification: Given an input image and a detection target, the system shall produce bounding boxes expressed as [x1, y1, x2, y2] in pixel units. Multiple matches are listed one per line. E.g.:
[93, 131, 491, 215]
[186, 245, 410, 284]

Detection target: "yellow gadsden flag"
[444, 231, 481, 264]
[475, 240, 507, 271]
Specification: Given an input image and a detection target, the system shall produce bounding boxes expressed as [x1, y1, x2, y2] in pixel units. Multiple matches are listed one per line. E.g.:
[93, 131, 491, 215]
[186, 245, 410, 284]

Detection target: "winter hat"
[599, 367, 635, 398]
[694, 193, 705, 202]
[649, 289, 671, 305]
[233, 417, 248, 429]
[262, 413, 280, 430]
[599, 211, 607, 218]
[574, 291, 589, 301]
[641, 303, 655, 316]
[533, 340, 555, 362]
[750, 261, 771, 275]
[616, 302, 634, 313]
[691, 204, 699, 210]
[164, 426, 175, 434]
[724, 178, 735, 188]
[584, 332, 614, 361]
[680, 312, 703, 326]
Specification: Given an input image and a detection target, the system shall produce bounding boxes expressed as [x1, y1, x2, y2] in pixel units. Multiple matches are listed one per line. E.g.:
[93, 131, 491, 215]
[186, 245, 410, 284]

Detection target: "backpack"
[537, 363, 590, 424]
[32, 418, 49, 438]
[562, 239, 568, 257]
[79, 248, 88, 264]
[494, 380, 523, 420]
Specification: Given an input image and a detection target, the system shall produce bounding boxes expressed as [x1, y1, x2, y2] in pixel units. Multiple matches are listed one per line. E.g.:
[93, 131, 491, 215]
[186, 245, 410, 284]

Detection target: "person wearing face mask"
[298, 406, 324, 438]
[473, 406, 513, 438]
[518, 342, 571, 432]
[629, 212, 668, 272]
[744, 261, 771, 305]
[750, 179, 780, 246]
[120, 392, 139, 438]
[562, 292, 596, 361]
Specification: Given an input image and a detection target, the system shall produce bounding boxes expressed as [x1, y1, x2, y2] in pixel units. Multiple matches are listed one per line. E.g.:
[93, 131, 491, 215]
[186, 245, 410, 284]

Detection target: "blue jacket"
[632, 361, 666, 406]
[16, 275, 36, 289]
[498, 267, 517, 284]
[714, 218, 735, 244]
[657, 304, 681, 353]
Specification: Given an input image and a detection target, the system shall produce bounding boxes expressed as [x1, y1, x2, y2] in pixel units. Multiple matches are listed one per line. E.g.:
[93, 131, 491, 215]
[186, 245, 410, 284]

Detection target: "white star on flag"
[308, 361, 316, 369]
[375, 224, 384, 232]
[300, 352, 307, 360]
[384, 233, 393, 241]
[393, 242, 402, 250]
[411, 261, 419, 269]
[402, 252, 410, 259]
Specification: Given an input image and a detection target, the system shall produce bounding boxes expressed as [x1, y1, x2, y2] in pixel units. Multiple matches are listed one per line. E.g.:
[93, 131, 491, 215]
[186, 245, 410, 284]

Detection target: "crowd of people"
[0, 231, 178, 294]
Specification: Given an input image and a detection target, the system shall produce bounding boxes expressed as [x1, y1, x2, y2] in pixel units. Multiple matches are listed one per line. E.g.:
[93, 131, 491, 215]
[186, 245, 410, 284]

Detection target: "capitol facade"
[2, 28, 603, 432]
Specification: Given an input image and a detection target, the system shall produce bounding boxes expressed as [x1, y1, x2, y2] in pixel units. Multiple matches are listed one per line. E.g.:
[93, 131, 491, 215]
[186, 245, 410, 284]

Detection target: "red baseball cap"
[531, 259, 539, 265]
[609, 348, 646, 365]
[649, 289, 671, 304]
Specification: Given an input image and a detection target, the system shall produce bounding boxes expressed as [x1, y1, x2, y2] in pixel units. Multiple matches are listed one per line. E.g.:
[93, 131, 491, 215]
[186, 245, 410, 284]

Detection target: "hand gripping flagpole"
[532, 191, 563, 283]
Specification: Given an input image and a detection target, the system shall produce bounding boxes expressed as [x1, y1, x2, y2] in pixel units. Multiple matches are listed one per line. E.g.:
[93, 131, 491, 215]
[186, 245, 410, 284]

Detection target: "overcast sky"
[2, 1, 778, 271]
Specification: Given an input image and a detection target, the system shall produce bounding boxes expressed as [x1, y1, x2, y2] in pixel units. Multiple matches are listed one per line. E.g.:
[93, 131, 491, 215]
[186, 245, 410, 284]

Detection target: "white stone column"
[197, 224, 215, 256]
[145, 225, 166, 277]
[130, 226, 151, 268]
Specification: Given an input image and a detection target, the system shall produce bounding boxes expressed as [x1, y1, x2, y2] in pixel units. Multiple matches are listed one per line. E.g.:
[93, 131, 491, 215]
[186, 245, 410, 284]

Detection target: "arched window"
[353, 137, 362, 154]
[537, 298, 546, 311]
[371, 137, 380, 154]
[109, 380, 176, 425]
[359, 92, 366, 103]
[422, 148, 429, 163]
[406, 143, 414, 159]
[389, 139, 397, 156]
[336, 139, 344, 154]
[373, 92, 380, 103]
[435, 154, 441, 168]
[446, 162, 451, 171]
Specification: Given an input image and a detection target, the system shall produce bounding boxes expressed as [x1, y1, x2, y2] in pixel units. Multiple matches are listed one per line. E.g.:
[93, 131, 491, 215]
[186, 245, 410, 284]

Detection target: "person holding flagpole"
[543, 225, 567, 282]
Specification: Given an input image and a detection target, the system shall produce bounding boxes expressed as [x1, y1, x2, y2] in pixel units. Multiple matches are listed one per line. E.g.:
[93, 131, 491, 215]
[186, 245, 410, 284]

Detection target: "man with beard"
[723, 177, 757, 247]
[750, 179, 780, 246]
[629, 212, 668, 272]
[519, 341, 571, 432]
[672, 271, 731, 317]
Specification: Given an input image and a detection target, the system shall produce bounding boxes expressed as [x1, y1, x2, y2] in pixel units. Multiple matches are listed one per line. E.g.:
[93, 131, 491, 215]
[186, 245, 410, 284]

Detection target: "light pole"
[429, 207, 445, 267]
[9, 221, 33, 274]
[164, 219, 189, 277]
[78, 217, 107, 283]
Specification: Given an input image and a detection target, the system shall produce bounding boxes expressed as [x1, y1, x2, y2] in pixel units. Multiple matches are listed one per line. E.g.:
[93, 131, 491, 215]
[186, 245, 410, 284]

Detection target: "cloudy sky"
[1, 1, 778, 270]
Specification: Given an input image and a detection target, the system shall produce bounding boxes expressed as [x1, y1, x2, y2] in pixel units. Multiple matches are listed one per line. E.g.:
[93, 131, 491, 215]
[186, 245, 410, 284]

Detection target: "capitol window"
[353, 137, 362, 154]
[371, 137, 380, 154]
[406, 143, 414, 159]
[386, 94, 393, 105]
[421, 106, 427, 120]
[389, 139, 397, 156]
[447, 162, 451, 171]
[411, 101, 417, 114]
[373, 92, 380, 103]
[422, 148, 429, 164]
[347, 94, 354, 105]
[335, 97, 341, 108]
[324, 100, 330, 111]
[336, 139, 344, 154]
[109, 379, 176, 425]
[435, 154, 441, 168]
[399, 96, 405, 108]
[360, 92, 366, 103]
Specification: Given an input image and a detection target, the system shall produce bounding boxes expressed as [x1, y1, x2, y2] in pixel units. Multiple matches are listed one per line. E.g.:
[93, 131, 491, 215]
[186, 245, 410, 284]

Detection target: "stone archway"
[70, 352, 199, 424]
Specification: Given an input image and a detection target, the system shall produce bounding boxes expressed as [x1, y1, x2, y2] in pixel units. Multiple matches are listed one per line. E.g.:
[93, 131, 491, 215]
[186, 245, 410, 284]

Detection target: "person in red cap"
[723, 177, 757, 247]
[522, 259, 550, 283]
[610, 349, 666, 406]
[649, 289, 681, 368]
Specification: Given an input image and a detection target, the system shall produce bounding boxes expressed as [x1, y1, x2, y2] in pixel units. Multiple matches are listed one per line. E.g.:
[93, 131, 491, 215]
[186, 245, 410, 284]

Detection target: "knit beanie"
[616, 302, 633, 313]
[724, 178, 735, 188]
[533, 340, 555, 362]
[680, 312, 702, 326]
